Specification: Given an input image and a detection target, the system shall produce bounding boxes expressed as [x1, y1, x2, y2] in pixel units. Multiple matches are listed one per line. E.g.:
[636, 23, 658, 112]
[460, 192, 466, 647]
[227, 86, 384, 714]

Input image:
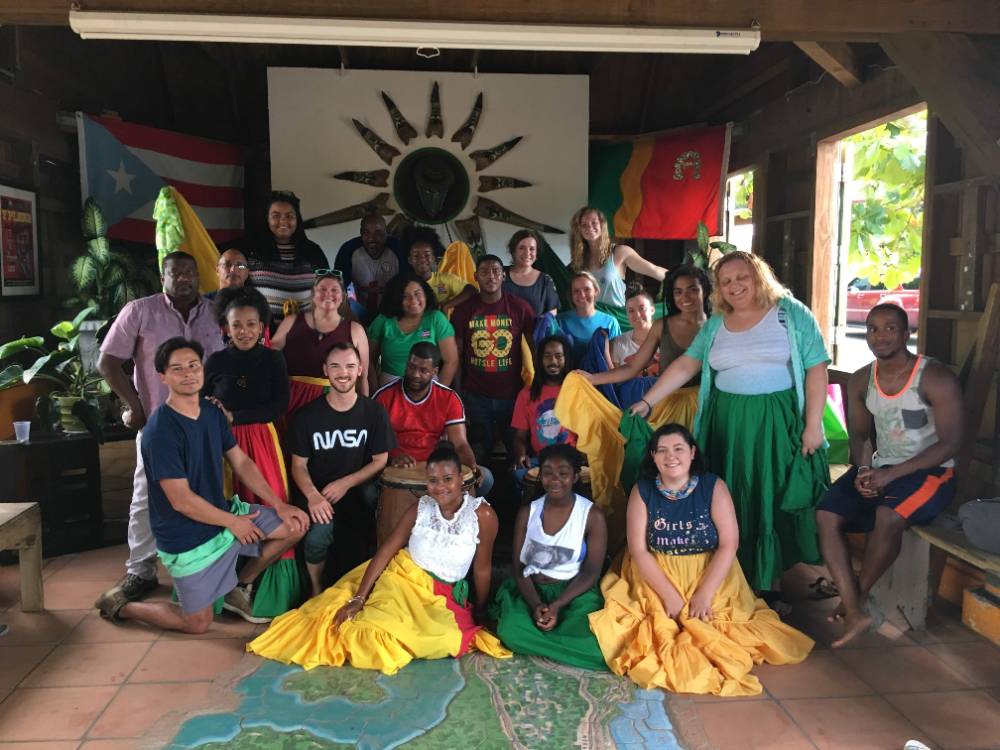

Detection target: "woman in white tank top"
[491, 444, 609, 670]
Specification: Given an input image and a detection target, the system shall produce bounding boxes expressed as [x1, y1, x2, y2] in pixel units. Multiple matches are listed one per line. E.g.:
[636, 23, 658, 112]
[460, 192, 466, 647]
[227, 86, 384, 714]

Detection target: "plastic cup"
[13, 420, 30, 443]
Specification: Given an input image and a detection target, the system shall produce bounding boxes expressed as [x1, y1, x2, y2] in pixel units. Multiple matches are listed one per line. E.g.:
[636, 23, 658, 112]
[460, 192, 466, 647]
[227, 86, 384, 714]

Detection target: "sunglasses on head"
[314, 269, 344, 279]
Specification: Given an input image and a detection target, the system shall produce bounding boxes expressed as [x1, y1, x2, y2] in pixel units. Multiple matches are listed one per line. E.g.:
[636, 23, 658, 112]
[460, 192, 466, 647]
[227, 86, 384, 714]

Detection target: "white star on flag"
[106, 160, 136, 194]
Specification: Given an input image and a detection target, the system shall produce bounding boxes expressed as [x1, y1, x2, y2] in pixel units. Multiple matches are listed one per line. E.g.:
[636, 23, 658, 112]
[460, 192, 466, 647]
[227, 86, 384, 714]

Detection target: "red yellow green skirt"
[247, 549, 510, 675]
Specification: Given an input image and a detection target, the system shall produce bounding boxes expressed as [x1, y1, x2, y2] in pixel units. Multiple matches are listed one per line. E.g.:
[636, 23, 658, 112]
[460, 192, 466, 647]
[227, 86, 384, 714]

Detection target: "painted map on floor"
[165, 654, 682, 749]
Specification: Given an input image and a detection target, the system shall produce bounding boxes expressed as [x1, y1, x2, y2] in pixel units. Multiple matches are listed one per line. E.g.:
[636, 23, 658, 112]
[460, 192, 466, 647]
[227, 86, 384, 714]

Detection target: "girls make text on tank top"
[866, 355, 953, 468]
[638, 474, 719, 555]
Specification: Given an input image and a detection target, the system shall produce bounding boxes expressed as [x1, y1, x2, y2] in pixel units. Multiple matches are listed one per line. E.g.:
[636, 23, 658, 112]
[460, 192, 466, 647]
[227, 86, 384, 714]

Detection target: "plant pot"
[56, 395, 89, 434]
[78, 319, 107, 375]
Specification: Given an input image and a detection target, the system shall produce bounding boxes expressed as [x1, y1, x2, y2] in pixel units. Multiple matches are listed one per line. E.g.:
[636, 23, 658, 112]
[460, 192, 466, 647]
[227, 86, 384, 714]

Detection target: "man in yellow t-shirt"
[406, 227, 477, 314]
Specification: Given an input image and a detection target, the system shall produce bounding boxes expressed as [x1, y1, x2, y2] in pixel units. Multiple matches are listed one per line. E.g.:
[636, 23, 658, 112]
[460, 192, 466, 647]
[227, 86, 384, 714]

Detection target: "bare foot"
[827, 602, 846, 622]
[831, 611, 873, 648]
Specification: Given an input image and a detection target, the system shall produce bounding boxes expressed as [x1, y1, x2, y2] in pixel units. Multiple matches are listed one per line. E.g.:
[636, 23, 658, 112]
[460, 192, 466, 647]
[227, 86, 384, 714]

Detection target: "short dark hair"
[214, 286, 271, 328]
[325, 340, 362, 362]
[408, 341, 442, 370]
[359, 212, 387, 233]
[640, 422, 706, 478]
[402, 224, 444, 257]
[626, 288, 656, 306]
[155, 337, 204, 374]
[476, 254, 504, 270]
[379, 272, 439, 319]
[427, 440, 462, 473]
[868, 302, 909, 330]
[530, 334, 572, 401]
[162, 251, 196, 268]
[663, 264, 713, 316]
[538, 443, 584, 473]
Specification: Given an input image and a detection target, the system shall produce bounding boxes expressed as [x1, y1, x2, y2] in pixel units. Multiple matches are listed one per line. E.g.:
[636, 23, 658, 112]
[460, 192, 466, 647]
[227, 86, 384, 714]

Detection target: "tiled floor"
[2, 548, 1000, 749]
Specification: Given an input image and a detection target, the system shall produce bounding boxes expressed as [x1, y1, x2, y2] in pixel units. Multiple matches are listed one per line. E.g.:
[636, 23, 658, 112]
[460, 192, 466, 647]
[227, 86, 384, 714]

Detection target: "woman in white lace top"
[248, 443, 511, 674]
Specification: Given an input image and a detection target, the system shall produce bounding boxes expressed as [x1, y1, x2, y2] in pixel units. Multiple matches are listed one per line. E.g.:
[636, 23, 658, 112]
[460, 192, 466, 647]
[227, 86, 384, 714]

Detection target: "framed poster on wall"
[0, 185, 39, 296]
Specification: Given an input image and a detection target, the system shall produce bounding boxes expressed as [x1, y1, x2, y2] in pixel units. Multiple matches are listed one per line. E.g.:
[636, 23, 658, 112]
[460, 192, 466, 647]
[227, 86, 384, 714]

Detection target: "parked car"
[846, 276, 920, 329]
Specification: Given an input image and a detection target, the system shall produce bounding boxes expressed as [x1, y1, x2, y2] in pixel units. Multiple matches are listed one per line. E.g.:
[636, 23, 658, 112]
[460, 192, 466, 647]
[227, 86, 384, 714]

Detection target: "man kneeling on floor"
[96, 337, 309, 633]
[817, 303, 962, 647]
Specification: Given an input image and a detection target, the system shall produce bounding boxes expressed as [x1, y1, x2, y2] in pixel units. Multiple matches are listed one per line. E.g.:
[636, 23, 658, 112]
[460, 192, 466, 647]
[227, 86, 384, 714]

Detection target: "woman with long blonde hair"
[569, 206, 668, 308]
[629, 252, 831, 606]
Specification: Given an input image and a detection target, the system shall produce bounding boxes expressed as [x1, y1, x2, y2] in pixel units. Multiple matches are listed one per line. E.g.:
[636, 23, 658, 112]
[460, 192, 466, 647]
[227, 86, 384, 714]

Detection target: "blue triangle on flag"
[80, 116, 166, 226]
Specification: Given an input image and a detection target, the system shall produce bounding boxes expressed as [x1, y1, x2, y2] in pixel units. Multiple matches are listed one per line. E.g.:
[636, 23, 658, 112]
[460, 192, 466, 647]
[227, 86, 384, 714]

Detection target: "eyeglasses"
[315, 269, 344, 279]
[218, 261, 249, 271]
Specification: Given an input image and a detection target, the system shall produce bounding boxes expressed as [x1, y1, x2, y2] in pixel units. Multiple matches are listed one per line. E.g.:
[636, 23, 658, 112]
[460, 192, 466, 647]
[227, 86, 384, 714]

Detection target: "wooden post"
[811, 140, 838, 346]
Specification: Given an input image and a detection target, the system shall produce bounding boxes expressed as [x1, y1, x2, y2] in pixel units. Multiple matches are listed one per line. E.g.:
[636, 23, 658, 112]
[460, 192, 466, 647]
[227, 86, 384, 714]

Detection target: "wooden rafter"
[881, 33, 1000, 177]
[794, 41, 863, 88]
[4, 0, 1000, 40]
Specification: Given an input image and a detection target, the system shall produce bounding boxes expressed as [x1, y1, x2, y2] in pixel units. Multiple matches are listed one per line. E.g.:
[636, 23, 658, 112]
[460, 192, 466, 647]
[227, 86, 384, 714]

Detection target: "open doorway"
[819, 108, 926, 369]
[723, 170, 754, 252]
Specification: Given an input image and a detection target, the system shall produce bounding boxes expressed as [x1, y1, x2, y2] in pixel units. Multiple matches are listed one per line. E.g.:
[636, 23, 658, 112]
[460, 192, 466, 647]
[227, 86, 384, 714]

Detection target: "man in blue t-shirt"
[95, 337, 309, 633]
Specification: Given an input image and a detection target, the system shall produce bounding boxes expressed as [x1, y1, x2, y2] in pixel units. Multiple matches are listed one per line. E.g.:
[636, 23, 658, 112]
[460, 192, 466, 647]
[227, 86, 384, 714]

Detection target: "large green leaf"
[70, 306, 97, 329]
[87, 236, 111, 263]
[0, 336, 46, 360]
[50, 320, 76, 340]
[81, 197, 108, 241]
[0, 364, 25, 389]
[72, 398, 105, 442]
[70, 255, 99, 292]
[23, 350, 73, 384]
[696, 222, 710, 253]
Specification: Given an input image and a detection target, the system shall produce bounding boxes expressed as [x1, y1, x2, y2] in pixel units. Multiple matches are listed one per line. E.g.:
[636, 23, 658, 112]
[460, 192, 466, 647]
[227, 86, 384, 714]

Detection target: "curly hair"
[379, 271, 439, 320]
[569, 206, 612, 272]
[662, 264, 713, 317]
[402, 224, 445, 257]
[214, 286, 271, 328]
[538, 443, 585, 474]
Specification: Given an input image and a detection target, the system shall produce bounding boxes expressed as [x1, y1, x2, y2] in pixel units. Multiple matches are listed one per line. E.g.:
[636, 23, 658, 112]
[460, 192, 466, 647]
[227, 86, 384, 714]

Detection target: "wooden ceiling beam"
[794, 41, 863, 87]
[3, 1, 1000, 39]
[881, 32, 1000, 176]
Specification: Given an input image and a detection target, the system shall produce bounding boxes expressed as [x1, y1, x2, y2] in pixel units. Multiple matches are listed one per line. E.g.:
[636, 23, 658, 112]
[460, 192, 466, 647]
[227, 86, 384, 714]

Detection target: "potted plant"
[688, 221, 737, 269]
[0, 307, 108, 440]
[68, 198, 159, 372]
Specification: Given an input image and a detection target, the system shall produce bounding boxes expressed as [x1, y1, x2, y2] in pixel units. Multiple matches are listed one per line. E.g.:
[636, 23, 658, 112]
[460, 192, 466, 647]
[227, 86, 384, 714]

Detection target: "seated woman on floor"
[588, 424, 813, 696]
[492, 444, 608, 670]
[247, 443, 510, 674]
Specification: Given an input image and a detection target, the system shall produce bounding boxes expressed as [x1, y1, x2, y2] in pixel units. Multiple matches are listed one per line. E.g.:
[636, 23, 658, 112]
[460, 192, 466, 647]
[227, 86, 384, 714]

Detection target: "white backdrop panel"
[267, 67, 589, 263]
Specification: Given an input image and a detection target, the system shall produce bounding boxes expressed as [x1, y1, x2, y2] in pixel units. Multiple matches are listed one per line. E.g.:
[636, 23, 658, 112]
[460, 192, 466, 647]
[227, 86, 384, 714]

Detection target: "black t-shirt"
[288, 395, 396, 494]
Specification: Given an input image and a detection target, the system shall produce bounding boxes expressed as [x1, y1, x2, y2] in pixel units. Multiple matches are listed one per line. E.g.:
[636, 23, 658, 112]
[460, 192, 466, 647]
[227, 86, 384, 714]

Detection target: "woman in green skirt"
[631, 251, 830, 598]
[492, 444, 608, 669]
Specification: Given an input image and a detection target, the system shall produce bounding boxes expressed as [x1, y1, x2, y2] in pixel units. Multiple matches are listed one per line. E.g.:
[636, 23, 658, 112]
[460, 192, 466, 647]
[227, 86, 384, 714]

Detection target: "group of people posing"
[92, 194, 963, 696]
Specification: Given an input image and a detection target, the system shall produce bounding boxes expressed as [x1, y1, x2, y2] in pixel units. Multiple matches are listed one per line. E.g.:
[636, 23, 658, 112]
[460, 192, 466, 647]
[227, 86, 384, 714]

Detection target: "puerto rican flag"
[77, 113, 244, 245]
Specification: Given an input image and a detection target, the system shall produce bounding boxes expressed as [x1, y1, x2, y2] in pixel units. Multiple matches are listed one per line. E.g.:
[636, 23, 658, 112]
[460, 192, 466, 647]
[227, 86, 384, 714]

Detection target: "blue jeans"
[512, 457, 540, 498]
[462, 391, 515, 466]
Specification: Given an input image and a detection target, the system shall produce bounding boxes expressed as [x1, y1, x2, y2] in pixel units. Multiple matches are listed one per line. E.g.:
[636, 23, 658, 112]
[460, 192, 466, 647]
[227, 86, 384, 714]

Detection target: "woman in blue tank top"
[589, 423, 813, 696]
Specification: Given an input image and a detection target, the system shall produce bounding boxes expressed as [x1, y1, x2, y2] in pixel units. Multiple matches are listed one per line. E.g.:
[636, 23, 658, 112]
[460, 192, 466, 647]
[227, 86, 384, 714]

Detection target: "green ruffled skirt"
[698, 388, 828, 590]
[491, 577, 607, 671]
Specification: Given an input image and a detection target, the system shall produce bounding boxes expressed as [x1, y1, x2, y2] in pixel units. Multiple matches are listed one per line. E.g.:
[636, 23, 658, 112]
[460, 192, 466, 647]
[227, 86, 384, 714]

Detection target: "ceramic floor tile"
[41, 579, 118, 611]
[784, 607, 915, 650]
[923, 642, 1000, 687]
[130, 638, 250, 683]
[89, 681, 214, 738]
[0, 685, 119, 741]
[0, 644, 54, 689]
[886, 690, 1000, 749]
[0, 564, 21, 610]
[692, 699, 815, 749]
[906, 607, 985, 645]
[21, 642, 151, 687]
[756, 652, 874, 699]
[64, 611, 162, 644]
[0, 609, 88, 645]
[782, 695, 934, 750]
[45, 553, 131, 582]
[836, 646, 973, 693]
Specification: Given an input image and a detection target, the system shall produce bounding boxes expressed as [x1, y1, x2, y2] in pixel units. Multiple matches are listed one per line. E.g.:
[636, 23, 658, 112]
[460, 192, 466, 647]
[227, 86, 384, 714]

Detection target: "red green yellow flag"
[589, 125, 731, 239]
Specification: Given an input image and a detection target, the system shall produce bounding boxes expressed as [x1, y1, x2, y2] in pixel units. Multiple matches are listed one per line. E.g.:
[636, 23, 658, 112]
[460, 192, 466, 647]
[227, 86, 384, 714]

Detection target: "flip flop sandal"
[758, 590, 793, 618]
[808, 576, 840, 600]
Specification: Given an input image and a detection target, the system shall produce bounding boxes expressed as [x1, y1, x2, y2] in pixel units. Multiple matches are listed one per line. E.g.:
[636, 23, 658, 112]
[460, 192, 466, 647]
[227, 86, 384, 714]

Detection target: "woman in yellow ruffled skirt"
[589, 424, 813, 696]
[248, 444, 510, 674]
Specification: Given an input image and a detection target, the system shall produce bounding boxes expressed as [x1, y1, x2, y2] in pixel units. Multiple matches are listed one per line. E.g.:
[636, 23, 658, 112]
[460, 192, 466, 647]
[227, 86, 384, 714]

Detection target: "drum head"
[380, 461, 476, 490]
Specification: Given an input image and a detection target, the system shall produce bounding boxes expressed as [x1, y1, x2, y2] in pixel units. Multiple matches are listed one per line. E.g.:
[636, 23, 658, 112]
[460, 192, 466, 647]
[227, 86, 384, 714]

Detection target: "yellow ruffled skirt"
[588, 551, 813, 696]
[247, 549, 510, 675]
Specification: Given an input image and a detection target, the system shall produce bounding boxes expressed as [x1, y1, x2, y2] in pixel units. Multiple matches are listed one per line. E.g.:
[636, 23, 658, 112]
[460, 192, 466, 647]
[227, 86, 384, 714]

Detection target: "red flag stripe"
[163, 178, 244, 209]
[94, 115, 243, 165]
[108, 218, 243, 246]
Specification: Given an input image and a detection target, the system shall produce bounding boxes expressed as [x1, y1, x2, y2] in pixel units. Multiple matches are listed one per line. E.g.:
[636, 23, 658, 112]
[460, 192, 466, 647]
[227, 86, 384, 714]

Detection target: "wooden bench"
[0, 502, 44, 611]
[868, 518, 1000, 632]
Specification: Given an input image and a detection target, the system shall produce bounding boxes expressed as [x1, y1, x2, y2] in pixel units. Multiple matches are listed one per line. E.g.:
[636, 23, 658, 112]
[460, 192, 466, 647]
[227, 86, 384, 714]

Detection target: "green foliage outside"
[730, 171, 753, 221]
[846, 110, 927, 289]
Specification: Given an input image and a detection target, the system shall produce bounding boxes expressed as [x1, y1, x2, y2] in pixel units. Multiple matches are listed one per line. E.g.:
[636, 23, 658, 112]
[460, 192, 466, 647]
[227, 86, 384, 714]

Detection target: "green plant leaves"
[0, 364, 25, 389]
[0, 336, 45, 360]
[87, 236, 111, 263]
[35, 393, 58, 432]
[71, 255, 99, 291]
[696, 222, 710, 253]
[81, 197, 108, 241]
[72, 398, 105, 442]
[50, 320, 76, 340]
